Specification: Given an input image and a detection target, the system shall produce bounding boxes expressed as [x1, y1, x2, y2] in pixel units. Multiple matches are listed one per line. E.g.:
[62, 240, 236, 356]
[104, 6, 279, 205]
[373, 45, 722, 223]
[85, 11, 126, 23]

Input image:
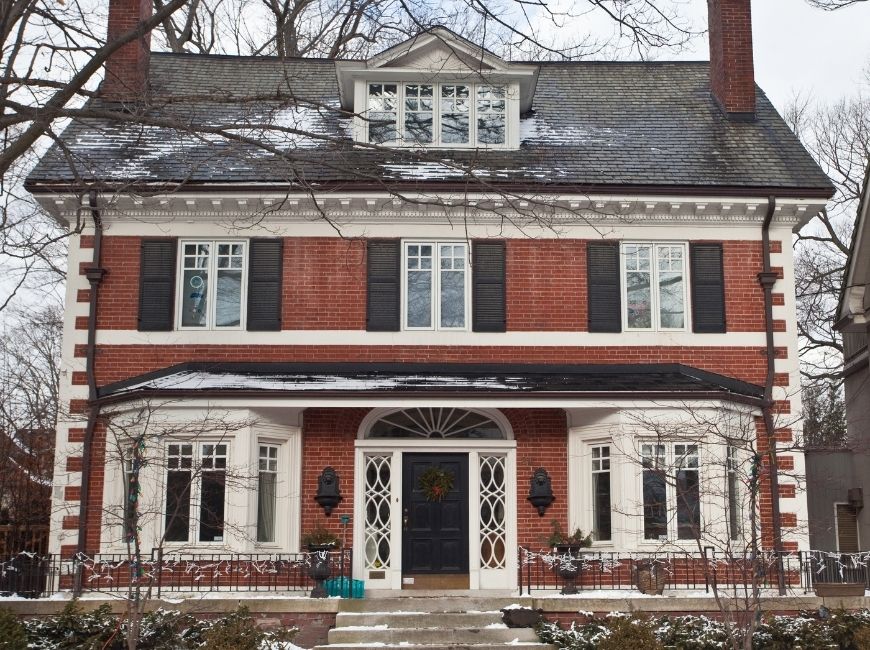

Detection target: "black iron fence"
[0, 549, 353, 598]
[517, 547, 870, 595]
[2, 549, 868, 598]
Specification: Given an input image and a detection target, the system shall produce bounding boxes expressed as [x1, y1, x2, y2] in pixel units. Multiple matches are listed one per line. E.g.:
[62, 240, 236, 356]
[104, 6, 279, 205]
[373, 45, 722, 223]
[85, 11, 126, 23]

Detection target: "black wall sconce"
[315, 466, 343, 515]
[527, 468, 554, 516]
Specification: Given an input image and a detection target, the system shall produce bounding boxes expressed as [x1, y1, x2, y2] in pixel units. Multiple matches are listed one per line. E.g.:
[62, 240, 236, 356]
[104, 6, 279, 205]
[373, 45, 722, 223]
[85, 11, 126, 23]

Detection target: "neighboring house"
[0, 428, 53, 555]
[808, 167, 870, 553]
[25, 0, 834, 593]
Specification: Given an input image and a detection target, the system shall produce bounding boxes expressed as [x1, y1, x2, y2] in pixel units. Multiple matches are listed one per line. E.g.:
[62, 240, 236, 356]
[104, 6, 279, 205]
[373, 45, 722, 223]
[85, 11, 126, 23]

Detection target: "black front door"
[402, 453, 469, 574]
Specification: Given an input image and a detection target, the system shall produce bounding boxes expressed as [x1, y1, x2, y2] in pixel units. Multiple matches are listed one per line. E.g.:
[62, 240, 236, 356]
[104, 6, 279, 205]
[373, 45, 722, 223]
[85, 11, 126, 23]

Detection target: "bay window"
[641, 443, 700, 541]
[178, 241, 246, 329]
[366, 82, 509, 147]
[404, 241, 468, 330]
[164, 442, 228, 544]
[622, 243, 687, 331]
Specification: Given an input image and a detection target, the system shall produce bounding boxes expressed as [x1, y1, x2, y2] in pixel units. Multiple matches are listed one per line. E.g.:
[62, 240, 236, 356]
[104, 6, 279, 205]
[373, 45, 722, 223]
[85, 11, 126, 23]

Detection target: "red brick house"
[25, 0, 833, 593]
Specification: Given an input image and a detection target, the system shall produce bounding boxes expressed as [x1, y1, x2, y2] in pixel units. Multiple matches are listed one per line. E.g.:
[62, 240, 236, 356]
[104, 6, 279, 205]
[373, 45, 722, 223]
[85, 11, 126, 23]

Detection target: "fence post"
[156, 547, 163, 598]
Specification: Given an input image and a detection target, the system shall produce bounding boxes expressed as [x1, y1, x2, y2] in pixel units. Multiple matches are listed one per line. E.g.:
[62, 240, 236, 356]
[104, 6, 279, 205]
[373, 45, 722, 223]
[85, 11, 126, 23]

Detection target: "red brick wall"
[506, 240, 586, 331]
[83, 344, 774, 387]
[299, 408, 367, 544]
[85, 236, 769, 333]
[283, 238, 366, 329]
[507, 409, 569, 549]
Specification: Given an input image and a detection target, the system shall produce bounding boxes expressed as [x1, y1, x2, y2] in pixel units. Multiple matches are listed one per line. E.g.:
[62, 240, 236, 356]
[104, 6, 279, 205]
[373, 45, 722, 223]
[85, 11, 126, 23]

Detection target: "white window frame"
[639, 442, 701, 543]
[365, 82, 510, 149]
[176, 240, 248, 331]
[162, 441, 230, 546]
[620, 242, 689, 332]
[591, 444, 612, 542]
[402, 240, 471, 332]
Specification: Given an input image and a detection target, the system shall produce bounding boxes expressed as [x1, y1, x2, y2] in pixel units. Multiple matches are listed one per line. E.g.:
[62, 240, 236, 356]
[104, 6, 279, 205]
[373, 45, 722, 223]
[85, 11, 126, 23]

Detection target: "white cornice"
[41, 193, 823, 229]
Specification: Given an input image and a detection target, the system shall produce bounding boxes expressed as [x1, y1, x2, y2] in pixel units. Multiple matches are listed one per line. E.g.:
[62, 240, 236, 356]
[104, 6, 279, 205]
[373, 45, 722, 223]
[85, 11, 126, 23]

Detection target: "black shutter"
[587, 242, 621, 332]
[247, 238, 284, 331]
[138, 239, 177, 331]
[366, 240, 400, 331]
[690, 243, 726, 333]
[472, 241, 506, 332]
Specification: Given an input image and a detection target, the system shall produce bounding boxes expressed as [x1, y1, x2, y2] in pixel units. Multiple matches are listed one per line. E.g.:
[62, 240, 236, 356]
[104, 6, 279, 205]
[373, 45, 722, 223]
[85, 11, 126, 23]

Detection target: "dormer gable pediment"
[367, 27, 506, 72]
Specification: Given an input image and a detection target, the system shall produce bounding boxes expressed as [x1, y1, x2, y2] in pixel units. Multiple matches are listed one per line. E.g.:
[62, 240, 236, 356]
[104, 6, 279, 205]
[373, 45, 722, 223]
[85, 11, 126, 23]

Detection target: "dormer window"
[366, 82, 510, 148]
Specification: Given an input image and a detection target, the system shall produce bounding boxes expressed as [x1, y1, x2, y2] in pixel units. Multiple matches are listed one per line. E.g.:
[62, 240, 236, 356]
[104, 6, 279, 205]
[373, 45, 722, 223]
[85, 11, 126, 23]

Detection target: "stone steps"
[313, 596, 554, 650]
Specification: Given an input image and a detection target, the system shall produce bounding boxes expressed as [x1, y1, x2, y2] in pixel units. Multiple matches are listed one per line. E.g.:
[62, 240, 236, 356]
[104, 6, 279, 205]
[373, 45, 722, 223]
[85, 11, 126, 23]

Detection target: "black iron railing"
[3, 549, 868, 598]
[1, 549, 353, 598]
[517, 547, 870, 595]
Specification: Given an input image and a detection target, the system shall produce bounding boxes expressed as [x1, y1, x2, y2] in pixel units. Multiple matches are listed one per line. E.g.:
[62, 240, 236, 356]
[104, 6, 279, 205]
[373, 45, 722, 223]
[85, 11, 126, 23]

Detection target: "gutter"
[758, 195, 786, 596]
[74, 190, 105, 594]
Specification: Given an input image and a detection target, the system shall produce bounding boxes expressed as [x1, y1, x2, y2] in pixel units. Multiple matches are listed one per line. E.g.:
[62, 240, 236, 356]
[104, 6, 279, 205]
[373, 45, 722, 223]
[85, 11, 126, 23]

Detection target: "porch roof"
[97, 362, 764, 404]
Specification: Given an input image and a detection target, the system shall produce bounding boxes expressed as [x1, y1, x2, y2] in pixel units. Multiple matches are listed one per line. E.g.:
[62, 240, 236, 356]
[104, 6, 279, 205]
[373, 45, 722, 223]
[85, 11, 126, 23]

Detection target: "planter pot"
[634, 559, 668, 595]
[501, 607, 544, 628]
[552, 544, 586, 595]
[813, 582, 866, 597]
[306, 543, 336, 598]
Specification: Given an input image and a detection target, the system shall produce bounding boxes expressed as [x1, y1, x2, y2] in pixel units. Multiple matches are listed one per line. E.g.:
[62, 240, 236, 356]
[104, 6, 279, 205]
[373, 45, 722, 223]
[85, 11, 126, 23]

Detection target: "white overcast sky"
[674, 0, 870, 111]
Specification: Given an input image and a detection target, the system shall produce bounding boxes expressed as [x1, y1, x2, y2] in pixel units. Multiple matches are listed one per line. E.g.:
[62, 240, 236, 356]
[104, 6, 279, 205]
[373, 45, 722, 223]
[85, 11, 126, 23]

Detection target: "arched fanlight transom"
[367, 408, 505, 440]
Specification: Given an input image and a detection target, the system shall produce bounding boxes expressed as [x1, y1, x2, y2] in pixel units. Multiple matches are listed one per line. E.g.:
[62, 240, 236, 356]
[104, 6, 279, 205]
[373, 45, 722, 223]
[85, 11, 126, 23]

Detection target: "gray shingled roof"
[26, 53, 833, 194]
[97, 362, 765, 402]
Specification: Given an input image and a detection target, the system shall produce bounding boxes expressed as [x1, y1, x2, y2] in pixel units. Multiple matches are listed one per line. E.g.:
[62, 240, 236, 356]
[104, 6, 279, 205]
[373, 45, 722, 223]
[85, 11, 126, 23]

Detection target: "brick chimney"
[102, 0, 152, 101]
[707, 0, 756, 120]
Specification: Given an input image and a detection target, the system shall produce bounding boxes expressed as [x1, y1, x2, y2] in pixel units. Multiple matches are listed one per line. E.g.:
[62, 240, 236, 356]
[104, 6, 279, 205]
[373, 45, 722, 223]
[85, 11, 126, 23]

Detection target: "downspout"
[73, 190, 105, 595]
[759, 195, 786, 596]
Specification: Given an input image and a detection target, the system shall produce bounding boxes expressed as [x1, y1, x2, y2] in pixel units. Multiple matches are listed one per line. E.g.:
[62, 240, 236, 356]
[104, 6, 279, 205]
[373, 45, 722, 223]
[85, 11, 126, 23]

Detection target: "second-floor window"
[623, 243, 687, 331]
[367, 83, 507, 147]
[404, 241, 469, 330]
[178, 241, 247, 329]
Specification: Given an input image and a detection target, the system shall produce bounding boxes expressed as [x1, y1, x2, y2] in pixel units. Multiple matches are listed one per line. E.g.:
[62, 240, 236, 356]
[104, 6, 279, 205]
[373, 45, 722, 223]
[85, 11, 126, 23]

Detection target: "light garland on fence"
[806, 550, 870, 581]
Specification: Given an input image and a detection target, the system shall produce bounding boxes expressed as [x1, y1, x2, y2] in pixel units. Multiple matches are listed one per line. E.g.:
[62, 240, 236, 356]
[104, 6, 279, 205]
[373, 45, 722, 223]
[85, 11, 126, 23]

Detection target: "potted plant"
[634, 558, 669, 595]
[301, 527, 341, 597]
[545, 521, 592, 595]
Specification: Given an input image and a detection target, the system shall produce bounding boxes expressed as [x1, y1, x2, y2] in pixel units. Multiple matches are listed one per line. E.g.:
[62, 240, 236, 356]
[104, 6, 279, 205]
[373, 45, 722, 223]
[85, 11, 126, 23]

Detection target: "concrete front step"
[313, 642, 556, 650]
[337, 597, 529, 613]
[336, 612, 504, 628]
[328, 627, 541, 645]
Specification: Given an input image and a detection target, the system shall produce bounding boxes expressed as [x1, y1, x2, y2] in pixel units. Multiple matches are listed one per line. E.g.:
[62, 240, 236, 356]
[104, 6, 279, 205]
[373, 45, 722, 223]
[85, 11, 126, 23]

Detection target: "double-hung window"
[257, 445, 279, 544]
[641, 443, 700, 541]
[164, 442, 228, 544]
[622, 243, 687, 331]
[591, 446, 612, 541]
[178, 241, 246, 329]
[726, 445, 741, 541]
[404, 241, 469, 330]
[367, 83, 508, 147]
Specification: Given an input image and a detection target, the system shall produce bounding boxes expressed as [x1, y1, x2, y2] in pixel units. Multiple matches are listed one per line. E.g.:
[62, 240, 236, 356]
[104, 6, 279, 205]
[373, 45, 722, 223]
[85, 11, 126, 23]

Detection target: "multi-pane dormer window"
[366, 82, 510, 148]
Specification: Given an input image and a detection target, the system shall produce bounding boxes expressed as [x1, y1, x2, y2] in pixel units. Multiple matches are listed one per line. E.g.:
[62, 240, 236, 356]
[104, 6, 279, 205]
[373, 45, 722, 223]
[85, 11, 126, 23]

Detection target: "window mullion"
[209, 241, 217, 330]
[652, 244, 660, 331]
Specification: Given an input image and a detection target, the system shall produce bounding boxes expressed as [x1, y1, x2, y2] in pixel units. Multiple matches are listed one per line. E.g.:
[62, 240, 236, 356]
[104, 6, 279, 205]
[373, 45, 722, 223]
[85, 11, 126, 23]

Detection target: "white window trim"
[637, 441, 701, 544]
[620, 241, 690, 333]
[402, 240, 471, 332]
[568, 434, 620, 550]
[365, 82, 512, 149]
[251, 428, 301, 552]
[162, 440, 231, 547]
[176, 240, 248, 331]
